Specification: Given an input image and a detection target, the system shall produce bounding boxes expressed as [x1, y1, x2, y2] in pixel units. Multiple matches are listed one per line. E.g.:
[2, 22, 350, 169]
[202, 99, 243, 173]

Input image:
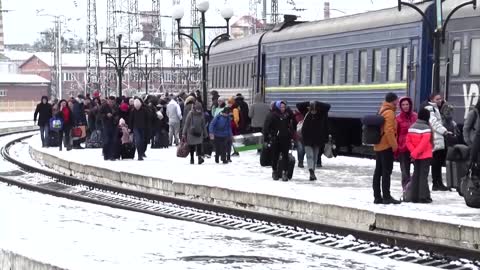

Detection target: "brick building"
[0, 73, 50, 112]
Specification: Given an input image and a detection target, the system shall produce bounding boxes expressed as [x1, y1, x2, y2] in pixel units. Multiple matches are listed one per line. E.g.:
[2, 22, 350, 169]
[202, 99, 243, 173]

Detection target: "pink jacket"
[396, 97, 417, 154]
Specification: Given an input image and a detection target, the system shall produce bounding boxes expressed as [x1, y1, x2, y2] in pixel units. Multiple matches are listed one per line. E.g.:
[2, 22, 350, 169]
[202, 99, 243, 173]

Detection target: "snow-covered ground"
[0, 182, 439, 270]
[29, 137, 480, 228]
[0, 112, 33, 121]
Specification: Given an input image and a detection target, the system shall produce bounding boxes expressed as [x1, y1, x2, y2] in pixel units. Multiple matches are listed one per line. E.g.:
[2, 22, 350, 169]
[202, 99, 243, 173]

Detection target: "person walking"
[209, 107, 232, 164]
[235, 93, 250, 134]
[425, 94, 451, 191]
[464, 100, 480, 168]
[129, 98, 149, 161]
[297, 101, 330, 181]
[100, 97, 118, 160]
[373, 93, 401, 204]
[34, 96, 52, 147]
[405, 108, 433, 203]
[264, 101, 294, 181]
[56, 99, 73, 151]
[166, 97, 182, 146]
[183, 102, 208, 165]
[396, 96, 417, 190]
[249, 93, 270, 133]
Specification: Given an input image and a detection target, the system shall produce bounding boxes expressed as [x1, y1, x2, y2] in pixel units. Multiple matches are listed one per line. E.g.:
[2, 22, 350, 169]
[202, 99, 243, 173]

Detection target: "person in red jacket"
[405, 108, 433, 203]
[396, 97, 418, 190]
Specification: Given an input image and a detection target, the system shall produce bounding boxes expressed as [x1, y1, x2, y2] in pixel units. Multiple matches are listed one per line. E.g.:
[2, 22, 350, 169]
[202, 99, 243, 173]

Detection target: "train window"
[212, 67, 216, 88]
[452, 41, 461, 76]
[246, 64, 250, 87]
[310, 56, 318, 85]
[280, 58, 289, 86]
[222, 66, 226, 88]
[387, 48, 397, 82]
[238, 64, 242, 87]
[470, 39, 480, 75]
[372, 49, 382, 83]
[229, 65, 233, 88]
[401, 47, 408, 81]
[334, 54, 341, 85]
[300, 57, 308, 85]
[290, 58, 298, 85]
[359, 51, 367, 83]
[346, 52, 354, 84]
[322, 55, 329, 85]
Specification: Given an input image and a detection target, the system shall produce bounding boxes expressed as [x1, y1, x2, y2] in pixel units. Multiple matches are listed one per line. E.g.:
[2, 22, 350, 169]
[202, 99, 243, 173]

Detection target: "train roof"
[210, 32, 265, 55]
[443, 0, 479, 19]
[262, 3, 431, 44]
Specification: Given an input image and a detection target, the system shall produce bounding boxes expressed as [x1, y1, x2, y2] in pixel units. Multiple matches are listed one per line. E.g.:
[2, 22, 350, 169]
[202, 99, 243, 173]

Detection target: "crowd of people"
[33, 89, 480, 205]
[372, 92, 479, 205]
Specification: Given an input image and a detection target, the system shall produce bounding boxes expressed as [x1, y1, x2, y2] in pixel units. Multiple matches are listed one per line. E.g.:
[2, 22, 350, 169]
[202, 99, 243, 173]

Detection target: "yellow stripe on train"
[265, 83, 407, 92]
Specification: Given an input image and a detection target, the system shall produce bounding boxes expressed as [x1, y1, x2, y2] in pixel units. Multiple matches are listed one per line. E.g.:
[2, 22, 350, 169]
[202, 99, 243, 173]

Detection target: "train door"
[407, 38, 420, 104]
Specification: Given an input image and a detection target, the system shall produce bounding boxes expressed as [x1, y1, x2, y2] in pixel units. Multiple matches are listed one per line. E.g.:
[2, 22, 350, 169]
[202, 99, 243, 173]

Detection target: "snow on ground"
[0, 112, 33, 122]
[0, 182, 438, 270]
[29, 137, 480, 228]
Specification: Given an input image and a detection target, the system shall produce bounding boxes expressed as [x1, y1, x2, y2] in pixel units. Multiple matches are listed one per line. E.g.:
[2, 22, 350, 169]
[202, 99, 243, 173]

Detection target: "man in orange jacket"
[373, 92, 401, 204]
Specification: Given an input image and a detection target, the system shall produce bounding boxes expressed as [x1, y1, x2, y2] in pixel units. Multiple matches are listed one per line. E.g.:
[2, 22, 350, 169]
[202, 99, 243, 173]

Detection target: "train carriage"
[441, 0, 480, 124]
[208, 2, 441, 147]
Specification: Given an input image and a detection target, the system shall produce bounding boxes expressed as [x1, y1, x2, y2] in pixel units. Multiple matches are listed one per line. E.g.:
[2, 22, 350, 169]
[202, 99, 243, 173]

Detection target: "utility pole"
[55, 18, 63, 100]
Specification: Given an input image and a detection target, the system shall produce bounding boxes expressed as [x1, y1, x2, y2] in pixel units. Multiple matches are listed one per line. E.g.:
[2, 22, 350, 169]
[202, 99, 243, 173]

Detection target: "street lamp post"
[137, 52, 156, 95]
[171, 1, 233, 110]
[398, 0, 476, 95]
[97, 31, 143, 97]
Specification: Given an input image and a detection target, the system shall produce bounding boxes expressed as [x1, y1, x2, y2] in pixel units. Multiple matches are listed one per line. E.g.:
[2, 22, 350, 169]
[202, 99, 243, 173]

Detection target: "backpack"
[361, 110, 386, 145]
[49, 117, 63, 132]
[464, 166, 480, 208]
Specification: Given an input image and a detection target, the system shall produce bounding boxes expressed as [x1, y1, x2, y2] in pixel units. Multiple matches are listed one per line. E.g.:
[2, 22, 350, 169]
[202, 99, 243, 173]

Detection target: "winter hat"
[119, 118, 126, 126]
[129, 98, 135, 106]
[134, 99, 142, 110]
[119, 102, 129, 112]
[275, 100, 286, 110]
[418, 108, 430, 122]
[385, 92, 398, 103]
[222, 107, 231, 114]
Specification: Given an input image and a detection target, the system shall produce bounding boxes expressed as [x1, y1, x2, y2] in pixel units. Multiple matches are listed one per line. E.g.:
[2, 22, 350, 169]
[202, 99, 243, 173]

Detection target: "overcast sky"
[3, 0, 402, 45]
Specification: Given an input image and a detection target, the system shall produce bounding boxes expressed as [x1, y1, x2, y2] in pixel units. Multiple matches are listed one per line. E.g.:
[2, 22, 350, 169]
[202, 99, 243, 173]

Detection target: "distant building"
[231, 16, 266, 39]
[0, 73, 50, 111]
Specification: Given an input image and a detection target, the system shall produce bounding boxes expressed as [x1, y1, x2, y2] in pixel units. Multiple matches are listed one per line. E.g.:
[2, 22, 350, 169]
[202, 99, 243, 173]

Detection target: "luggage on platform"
[276, 152, 296, 180]
[152, 130, 169, 149]
[85, 129, 103, 149]
[203, 139, 213, 156]
[48, 131, 60, 147]
[121, 143, 136, 159]
[49, 117, 63, 132]
[445, 145, 470, 189]
[176, 139, 190, 158]
[260, 142, 272, 167]
[464, 166, 480, 208]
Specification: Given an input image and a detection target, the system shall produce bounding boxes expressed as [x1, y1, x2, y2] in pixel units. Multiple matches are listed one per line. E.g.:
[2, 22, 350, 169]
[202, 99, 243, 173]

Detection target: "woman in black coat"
[296, 101, 331, 180]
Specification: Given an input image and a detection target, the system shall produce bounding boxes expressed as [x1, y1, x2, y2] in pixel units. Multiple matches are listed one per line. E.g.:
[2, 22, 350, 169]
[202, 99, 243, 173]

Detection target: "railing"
[0, 101, 36, 112]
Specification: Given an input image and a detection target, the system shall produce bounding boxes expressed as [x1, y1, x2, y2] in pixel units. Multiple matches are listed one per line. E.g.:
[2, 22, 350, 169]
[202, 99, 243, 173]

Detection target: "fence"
[0, 100, 37, 112]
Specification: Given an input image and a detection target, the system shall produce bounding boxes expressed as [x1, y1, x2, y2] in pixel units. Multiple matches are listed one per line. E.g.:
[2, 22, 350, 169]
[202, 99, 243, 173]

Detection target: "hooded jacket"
[263, 101, 293, 142]
[463, 104, 480, 146]
[406, 119, 433, 160]
[374, 102, 398, 152]
[297, 101, 331, 147]
[129, 99, 149, 129]
[183, 102, 208, 145]
[425, 101, 447, 151]
[209, 112, 232, 138]
[167, 99, 182, 124]
[396, 97, 417, 154]
[249, 94, 270, 128]
[235, 94, 250, 131]
[34, 96, 52, 126]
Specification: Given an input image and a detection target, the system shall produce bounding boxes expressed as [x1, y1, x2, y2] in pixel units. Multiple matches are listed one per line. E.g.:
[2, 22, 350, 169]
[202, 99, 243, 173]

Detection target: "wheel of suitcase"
[276, 153, 295, 180]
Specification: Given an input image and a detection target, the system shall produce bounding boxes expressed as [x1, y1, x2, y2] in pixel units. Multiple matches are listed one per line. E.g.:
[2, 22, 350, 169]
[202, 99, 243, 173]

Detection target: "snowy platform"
[28, 137, 480, 250]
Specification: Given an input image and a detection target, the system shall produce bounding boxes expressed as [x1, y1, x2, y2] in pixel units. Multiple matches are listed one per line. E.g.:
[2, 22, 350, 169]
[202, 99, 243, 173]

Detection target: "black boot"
[298, 161, 304, 168]
[309, 169, 317, 181]
[198, 156, 204, 165]
[272, 171, 279, 181]
[215, 155, 219, 164]
[282, 171, 289, 181]
[190, 155, 194, 164]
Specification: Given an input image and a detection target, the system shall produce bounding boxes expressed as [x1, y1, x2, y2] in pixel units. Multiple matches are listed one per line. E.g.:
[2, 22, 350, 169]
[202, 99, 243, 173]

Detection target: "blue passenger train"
[208, 0, 479, 147]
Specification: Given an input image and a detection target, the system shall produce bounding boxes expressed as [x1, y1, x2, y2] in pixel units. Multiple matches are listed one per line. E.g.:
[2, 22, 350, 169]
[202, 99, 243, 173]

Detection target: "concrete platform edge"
[0, 249, 67, 270]
[29, 145, 480, 250]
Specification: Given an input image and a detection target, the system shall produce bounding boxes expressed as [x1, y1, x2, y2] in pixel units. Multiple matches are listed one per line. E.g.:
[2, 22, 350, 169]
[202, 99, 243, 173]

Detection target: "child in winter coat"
[118, 118, 134, 160]
[405, 108, 433, 203]
[118, 118, 130, 145]
[209, 107, 233, 164]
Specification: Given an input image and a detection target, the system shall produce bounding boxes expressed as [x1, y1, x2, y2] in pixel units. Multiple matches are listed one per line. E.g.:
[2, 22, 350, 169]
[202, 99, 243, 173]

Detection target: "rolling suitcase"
[446, 145, 470, 189]
[48, 131, 60, 147]
[120, 143, 136, 159]
[152, 130, 169, 149]
[276, 152, 296, 180]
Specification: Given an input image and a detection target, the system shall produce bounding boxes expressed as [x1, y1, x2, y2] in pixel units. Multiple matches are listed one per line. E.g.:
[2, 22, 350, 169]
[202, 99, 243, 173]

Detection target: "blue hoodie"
[209, 114, 232, 138]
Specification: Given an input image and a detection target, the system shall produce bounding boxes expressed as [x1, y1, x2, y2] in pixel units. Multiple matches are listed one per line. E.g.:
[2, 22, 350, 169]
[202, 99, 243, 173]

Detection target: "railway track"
[1, 128, 479, 270]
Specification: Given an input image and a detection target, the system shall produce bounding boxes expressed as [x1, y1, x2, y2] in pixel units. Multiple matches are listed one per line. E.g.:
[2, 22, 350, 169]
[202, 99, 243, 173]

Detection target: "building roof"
[2, 50, 35, 62]
[0, 73, 50, 84]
